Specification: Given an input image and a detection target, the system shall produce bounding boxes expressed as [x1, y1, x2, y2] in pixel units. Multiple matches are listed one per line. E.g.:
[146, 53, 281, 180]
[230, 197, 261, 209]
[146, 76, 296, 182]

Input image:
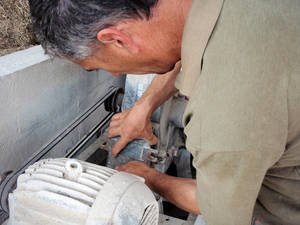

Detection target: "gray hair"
[29, 0, 158, 60]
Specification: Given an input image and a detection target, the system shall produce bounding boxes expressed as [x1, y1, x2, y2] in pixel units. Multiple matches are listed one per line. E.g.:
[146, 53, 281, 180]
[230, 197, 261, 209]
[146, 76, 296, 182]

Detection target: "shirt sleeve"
[184, 73, 288, 224]
[182, 39, 289, 225]
[194, 150, 277, 224]
[179, 1, 294, 222]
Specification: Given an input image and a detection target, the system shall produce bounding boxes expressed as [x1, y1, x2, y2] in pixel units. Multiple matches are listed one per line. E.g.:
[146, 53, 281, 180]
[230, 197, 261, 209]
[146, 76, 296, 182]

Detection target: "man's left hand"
[116, 161, 158, 191]
[116, 161, 200, 214]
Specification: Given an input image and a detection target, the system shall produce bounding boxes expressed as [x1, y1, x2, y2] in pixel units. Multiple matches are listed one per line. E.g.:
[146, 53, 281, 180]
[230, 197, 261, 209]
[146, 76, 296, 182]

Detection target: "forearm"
[147, 170, 200, 215]
[117, 161, 200, 214]
[134, 62, 180, 117]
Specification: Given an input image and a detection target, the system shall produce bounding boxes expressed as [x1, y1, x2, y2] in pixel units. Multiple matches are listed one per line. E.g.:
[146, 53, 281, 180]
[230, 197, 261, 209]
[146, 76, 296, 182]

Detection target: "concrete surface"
[0, 46, 124, 175]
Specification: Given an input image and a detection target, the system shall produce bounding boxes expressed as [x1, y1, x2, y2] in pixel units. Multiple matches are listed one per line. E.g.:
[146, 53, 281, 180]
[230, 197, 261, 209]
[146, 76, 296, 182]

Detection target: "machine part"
[0, 172, 12, 187]
[91, 130, 169, 170]
[85, 148, 108, 166]
[122, 74, 160, 122]
[8, 158, 159, 225]
[101, 75, 160, 169]
[101, 74, 161, 169]
[169, 94, 188, 128]
[103, 75, 187, 173]
[152, 94, 187, 173]
[86, 129, 154, 169]
[158, 214, 201, 225]
[159, 214, 186, 225]
[0, 210, 8, 224]
[123, 74, 155, 110]
[64, 113, 113, 159]
[0, 87, 120, 213]
[104, 88, 124, 113]
[100, 94, 188, 172]
[159, 213, 205, 225]
[173, 148, 193, 179]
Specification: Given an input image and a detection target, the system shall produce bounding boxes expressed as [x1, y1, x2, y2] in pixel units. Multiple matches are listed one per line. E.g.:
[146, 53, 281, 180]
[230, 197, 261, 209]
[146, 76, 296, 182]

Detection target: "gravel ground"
[0, 0, 37, 57]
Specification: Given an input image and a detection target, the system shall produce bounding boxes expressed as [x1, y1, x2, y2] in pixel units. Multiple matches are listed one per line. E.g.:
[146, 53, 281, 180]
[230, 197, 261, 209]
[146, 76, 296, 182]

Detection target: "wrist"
[145, 169, 164, 193]
[133, 98, 155, 119]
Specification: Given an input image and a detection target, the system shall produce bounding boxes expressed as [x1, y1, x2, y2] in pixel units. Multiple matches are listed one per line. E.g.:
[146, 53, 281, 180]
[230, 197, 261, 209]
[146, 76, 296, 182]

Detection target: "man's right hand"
[108, 61, 181, 156]
[108, 103, 157, 157]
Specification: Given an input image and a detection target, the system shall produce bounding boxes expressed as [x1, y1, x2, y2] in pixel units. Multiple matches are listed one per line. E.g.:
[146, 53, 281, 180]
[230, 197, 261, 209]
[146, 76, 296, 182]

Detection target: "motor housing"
[8, 158, 159, 225]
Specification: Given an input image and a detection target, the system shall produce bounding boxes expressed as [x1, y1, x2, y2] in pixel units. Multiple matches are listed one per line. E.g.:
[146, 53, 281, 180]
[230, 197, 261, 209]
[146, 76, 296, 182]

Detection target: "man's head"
[29, 0, 189, 74]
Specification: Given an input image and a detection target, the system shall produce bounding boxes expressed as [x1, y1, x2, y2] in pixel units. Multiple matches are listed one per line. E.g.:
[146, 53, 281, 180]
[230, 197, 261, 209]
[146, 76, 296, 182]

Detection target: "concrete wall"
[0, 46, 124, 175]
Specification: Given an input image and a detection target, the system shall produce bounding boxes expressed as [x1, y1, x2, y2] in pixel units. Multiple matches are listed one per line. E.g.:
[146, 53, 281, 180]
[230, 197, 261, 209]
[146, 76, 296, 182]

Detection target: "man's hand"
[116, 161, 200, 215]
[108, 105, 157, 157]
[116, 161, 158, 190]
[108, 61, 181, 156]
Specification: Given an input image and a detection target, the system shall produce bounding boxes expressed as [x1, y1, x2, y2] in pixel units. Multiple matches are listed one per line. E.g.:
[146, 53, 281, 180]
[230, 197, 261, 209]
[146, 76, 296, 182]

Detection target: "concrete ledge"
[0, 46, 49, 77]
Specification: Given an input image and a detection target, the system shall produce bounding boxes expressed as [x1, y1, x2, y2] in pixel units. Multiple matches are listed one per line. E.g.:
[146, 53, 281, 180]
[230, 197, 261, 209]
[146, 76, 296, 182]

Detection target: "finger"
[129, 161, 145, 167]
[111, 113, 122, 120]
[115, 166, 121, 171]
[115, 161, 133, 171]
[107, 127, 121, 138]
[116, 164, 129, 172]
[144, 133, 158, 146]
[112, 111, 127, 120]
[174, 60, 182, 72]
[109, 120, 120, 128]
[112, 136, 131, 157]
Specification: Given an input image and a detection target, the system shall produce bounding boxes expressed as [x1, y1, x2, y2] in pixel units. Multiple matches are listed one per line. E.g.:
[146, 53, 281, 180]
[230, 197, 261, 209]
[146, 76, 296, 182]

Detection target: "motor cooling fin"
[8, 158, 159, 225]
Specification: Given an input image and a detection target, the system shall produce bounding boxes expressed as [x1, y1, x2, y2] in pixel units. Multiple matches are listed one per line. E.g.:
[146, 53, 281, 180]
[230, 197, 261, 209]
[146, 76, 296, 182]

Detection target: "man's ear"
[97, 28, 139, 54]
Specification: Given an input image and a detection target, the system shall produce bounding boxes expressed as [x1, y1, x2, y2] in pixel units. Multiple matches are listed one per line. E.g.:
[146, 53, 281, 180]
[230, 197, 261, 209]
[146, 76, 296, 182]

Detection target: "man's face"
[70, 12, 183, 76]
[73, 45, 178, 76]
[71, 21, 181, 76]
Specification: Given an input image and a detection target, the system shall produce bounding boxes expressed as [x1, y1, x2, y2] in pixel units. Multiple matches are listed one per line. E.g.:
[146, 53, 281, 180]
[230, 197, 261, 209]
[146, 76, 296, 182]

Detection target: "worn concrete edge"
[0, 45, 49, 77]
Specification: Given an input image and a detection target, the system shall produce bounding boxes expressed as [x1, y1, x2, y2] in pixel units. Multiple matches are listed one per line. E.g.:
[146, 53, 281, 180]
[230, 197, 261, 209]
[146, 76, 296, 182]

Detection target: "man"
[29, 0, 300, 224]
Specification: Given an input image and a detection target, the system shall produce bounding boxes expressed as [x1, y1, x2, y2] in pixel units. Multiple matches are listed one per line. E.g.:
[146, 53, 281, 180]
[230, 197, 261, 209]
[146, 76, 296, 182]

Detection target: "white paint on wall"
[0, 46, 49, 77]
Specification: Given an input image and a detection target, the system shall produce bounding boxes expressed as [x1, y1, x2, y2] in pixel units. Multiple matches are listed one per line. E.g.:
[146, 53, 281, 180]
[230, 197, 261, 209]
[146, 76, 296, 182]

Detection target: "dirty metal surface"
[0, 210, 8, 224]
[159, 214, 195, 225]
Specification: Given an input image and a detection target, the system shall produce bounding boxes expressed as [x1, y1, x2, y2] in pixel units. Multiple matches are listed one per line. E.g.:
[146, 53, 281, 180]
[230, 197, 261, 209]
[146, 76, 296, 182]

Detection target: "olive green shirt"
[175, 0, 300, 224]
